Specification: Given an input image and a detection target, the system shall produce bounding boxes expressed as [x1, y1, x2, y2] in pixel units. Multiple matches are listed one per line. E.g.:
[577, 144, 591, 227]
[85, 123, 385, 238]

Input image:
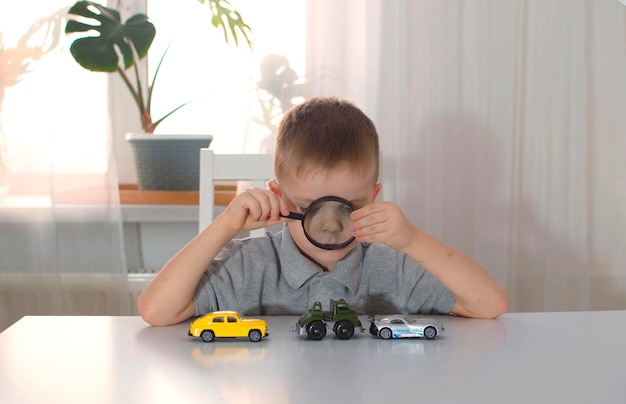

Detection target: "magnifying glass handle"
[280, 212, 304, 221]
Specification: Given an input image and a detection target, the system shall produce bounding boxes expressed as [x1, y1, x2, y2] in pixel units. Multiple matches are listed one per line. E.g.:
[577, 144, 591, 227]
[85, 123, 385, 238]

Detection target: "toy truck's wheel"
[306, 320, 327, 340]
[200, 330, 215, 342]
[334, 320, 355, 340]
[379, 327, 393, 340]
[248, 329, 262, 342]
[423, 326, 437, 339]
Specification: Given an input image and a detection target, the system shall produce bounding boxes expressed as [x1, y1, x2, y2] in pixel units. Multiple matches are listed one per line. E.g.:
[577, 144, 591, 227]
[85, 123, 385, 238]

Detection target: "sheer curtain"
[307, 0, 626, 312]
[0, 1, 130, 332]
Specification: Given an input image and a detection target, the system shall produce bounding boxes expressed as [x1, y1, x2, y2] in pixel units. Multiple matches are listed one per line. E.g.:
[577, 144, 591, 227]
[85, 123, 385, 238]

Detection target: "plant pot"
[126, 133, 213, 191]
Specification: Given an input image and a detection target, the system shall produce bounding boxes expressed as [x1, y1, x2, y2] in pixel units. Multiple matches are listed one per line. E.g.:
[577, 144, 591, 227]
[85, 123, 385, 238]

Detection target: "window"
[145, 0, 306, 154]
[227, 316, 237, 323]
[213, 316, 224, 323]
[0, 1, 108, 176]
[0, 0, 306, 191]
[0, 1, 113, 207]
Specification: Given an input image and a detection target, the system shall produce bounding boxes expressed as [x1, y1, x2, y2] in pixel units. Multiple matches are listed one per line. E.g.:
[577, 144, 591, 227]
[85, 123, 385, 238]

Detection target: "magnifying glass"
[280, 196, 355, 250]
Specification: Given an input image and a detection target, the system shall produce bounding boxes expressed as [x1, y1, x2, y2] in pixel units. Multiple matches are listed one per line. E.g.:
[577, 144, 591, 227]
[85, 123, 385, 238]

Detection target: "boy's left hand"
[349, 202, 416, 251]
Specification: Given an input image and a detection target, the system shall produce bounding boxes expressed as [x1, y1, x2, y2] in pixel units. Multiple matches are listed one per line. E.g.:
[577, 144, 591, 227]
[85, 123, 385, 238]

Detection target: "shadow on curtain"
[306, 0, 626, 312]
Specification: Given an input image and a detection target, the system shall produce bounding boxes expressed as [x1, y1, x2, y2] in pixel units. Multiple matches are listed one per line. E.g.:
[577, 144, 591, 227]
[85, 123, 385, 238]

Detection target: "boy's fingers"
[247, 188, 271, 218]
[242, 187, 287, 223]
[351, 202, 385, 219]
[268, 193, 283, 221]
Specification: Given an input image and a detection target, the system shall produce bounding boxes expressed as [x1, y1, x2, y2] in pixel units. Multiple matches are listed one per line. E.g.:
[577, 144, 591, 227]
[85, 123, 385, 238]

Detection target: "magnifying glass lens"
[303, 201, 354, 248]
[280, 196, 356, 250]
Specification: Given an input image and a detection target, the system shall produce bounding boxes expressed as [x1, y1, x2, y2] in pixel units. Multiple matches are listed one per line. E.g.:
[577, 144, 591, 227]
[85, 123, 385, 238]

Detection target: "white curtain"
[0, 1, 130, 331]
[306, 0, 626, 312]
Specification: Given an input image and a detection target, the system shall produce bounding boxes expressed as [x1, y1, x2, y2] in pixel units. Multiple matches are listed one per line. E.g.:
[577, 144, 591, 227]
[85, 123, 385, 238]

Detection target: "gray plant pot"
[126, 133, 213, 191]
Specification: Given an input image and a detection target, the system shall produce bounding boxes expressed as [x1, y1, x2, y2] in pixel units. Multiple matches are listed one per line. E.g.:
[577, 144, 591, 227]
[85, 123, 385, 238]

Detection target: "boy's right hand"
[217, 187, 289, 234]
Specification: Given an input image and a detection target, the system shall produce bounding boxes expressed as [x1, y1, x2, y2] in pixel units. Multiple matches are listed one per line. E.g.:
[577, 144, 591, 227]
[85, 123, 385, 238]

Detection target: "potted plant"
[64, 0, 251, 190]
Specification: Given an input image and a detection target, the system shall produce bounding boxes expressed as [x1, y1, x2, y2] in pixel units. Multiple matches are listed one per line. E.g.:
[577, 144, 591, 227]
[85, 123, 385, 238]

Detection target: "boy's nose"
[320, 218, 343, 234]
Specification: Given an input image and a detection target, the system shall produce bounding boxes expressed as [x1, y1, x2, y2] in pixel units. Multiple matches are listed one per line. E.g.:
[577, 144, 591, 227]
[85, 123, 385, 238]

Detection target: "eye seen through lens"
[281, 196, 356, 250]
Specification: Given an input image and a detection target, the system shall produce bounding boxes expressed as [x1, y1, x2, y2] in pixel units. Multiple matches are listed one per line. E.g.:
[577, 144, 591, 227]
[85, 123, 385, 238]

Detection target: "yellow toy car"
[188, 311, 268, 342]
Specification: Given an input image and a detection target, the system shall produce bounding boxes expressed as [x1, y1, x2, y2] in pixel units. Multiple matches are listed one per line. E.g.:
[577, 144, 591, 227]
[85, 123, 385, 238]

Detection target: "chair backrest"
[199, 149, 275, 235]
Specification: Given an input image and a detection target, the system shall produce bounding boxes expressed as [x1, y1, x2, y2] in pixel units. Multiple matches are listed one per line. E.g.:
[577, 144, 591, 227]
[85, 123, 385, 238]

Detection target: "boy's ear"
[268, 179, 281, 197]
[372, 182, 382, 202]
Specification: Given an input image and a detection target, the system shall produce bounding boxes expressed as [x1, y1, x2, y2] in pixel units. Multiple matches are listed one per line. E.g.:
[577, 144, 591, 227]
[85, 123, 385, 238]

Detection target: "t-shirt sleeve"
[192, 240, 248, 315]
[192, 235, 280, 316]
[398, 254, 456, 314]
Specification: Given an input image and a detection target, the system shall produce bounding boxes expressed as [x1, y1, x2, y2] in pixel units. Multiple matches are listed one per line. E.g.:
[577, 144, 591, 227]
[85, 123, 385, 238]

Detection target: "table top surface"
[1, 311, 625, 404]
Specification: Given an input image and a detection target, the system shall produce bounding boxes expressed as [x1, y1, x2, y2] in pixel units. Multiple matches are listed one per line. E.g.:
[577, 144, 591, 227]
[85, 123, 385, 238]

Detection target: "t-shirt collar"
[279, 224, 362, 293]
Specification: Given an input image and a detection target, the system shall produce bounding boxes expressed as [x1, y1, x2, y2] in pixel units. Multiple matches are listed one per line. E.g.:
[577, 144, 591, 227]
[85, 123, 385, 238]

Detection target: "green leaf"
[208, 0, 252, 47]
[65, 1, 155, 72]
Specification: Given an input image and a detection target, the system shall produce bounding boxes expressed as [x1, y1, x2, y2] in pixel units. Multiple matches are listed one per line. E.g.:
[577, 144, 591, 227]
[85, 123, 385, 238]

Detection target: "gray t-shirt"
[194, 224, 455, 316]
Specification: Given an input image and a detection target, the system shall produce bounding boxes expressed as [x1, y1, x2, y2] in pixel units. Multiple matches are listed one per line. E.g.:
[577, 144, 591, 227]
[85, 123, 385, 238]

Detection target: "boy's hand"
[349, 201, 417, 252]
[218, 187, 289, 234]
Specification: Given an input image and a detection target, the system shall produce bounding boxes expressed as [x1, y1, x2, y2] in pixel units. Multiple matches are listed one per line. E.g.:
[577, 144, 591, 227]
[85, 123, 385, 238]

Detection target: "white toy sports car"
[368, 315, 444, 340]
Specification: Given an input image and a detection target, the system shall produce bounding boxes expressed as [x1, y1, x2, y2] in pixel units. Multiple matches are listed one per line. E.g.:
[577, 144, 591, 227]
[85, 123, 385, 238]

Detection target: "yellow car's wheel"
[200, 330, 215, 342]
[249, 329, 262, 342]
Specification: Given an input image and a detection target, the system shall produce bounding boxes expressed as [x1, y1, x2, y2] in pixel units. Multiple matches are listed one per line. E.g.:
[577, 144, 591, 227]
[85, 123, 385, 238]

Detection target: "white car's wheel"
[379, 327, 393, 340]
[423, 326, 437, 339]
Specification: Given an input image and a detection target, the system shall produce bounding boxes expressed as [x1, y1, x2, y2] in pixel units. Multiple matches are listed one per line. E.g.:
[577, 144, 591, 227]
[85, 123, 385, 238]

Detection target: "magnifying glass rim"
[300, 195, 356, 250]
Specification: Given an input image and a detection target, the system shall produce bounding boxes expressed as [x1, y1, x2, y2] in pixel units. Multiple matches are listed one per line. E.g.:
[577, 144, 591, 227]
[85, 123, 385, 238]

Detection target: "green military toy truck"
[291, 299, 364, 340]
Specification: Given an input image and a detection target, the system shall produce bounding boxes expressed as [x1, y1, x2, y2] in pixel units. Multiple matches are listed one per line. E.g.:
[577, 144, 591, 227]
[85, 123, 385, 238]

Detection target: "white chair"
[198, 149, 275, 236]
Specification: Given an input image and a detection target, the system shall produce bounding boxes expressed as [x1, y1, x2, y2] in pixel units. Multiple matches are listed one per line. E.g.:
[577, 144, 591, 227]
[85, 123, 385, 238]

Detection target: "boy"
[138, 97, 507, 326]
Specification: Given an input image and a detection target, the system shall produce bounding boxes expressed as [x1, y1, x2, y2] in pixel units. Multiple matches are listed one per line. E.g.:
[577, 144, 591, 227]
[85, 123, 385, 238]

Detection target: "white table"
[1, 311, 625, 403]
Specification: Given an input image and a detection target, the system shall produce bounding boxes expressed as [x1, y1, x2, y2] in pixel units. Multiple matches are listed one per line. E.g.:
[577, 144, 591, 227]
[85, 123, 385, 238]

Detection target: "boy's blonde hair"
[274, 97, 379, 183]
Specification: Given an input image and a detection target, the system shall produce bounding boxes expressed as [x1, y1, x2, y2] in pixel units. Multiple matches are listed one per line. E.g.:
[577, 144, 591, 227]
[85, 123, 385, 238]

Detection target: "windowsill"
[119, 182, 235, 223]
[0, 183, 236, 223]
[119, 183, 236, 205]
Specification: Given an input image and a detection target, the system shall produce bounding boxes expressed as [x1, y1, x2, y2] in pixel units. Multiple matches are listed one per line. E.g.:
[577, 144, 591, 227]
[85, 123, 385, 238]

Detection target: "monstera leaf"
[65, 1, 155, 72]
[64, 0, 251, 133]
